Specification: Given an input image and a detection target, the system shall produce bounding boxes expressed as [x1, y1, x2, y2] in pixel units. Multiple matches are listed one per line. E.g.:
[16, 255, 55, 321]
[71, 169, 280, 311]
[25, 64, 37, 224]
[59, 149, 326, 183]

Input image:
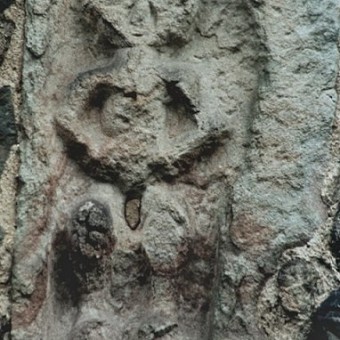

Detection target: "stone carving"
[56, 49, 228, 190]
[11, 1, 241, 338]
[8, 0, 340, 339]
[124, 196, 141, 230]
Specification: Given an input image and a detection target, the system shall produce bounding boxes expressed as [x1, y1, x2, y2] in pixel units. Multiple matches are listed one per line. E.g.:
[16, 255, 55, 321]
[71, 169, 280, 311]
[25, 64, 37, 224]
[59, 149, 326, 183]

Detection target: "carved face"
[57, 45, 228, 190]
[48, 2, 230, 339]
[10, 0, 268, 338]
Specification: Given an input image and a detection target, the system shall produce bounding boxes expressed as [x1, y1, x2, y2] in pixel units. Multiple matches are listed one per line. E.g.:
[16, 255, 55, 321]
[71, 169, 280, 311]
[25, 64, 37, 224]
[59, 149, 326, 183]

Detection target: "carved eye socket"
[88, 84, 114, 110]
[164, 80, 199, 118]
[87, 83, 137, 111]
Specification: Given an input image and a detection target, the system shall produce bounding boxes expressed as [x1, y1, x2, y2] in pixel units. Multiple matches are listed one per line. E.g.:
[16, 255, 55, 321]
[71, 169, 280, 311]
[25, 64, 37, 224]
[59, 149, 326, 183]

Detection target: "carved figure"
[11, 0, 260, 338]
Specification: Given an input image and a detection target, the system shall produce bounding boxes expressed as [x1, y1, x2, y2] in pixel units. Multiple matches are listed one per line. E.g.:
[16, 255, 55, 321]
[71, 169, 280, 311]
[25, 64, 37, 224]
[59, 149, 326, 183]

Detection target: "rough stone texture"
[1, 0, 340, 339]
[0, 86, 17, 174]
[0, 0, 24, 337]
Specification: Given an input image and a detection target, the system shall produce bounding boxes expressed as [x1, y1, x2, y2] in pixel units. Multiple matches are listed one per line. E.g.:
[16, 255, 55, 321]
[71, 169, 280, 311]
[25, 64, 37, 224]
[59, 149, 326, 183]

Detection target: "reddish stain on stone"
[229, 213, 276, 252]
[12, 264, 48, 328]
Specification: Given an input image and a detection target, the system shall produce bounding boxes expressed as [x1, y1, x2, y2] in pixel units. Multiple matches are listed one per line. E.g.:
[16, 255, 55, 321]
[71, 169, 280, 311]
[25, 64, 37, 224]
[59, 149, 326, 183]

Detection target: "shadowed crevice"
[0, 86, 17, 175]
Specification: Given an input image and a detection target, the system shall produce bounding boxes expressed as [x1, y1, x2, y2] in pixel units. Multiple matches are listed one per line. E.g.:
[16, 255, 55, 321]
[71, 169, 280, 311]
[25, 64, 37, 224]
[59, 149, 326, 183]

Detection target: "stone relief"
[47, 4, 233, 336]
[8, 0, 340, 339]
[12, 0, 254, 338]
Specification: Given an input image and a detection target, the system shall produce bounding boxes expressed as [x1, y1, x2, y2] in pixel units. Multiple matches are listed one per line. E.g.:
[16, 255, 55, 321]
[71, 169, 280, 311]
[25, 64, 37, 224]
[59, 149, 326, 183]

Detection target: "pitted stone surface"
[5, 0, 340, 339]
[70, 199, 114, 258]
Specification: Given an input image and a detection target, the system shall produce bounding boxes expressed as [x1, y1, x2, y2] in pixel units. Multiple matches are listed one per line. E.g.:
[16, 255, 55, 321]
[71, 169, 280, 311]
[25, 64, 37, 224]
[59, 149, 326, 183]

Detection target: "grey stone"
[0, 86, 16, 174]
[0, 16, 14, 66]
[4, 0, 340, 339]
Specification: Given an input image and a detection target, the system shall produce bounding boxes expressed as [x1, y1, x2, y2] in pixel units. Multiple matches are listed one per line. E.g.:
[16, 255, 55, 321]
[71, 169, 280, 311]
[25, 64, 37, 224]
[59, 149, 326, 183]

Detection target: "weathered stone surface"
[0, 86, 16, 174]
[125, 196, 141, 230]
[0, 15, 14, 66]
[0, 0, 340, 339]
[0, 0, 24, 337]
